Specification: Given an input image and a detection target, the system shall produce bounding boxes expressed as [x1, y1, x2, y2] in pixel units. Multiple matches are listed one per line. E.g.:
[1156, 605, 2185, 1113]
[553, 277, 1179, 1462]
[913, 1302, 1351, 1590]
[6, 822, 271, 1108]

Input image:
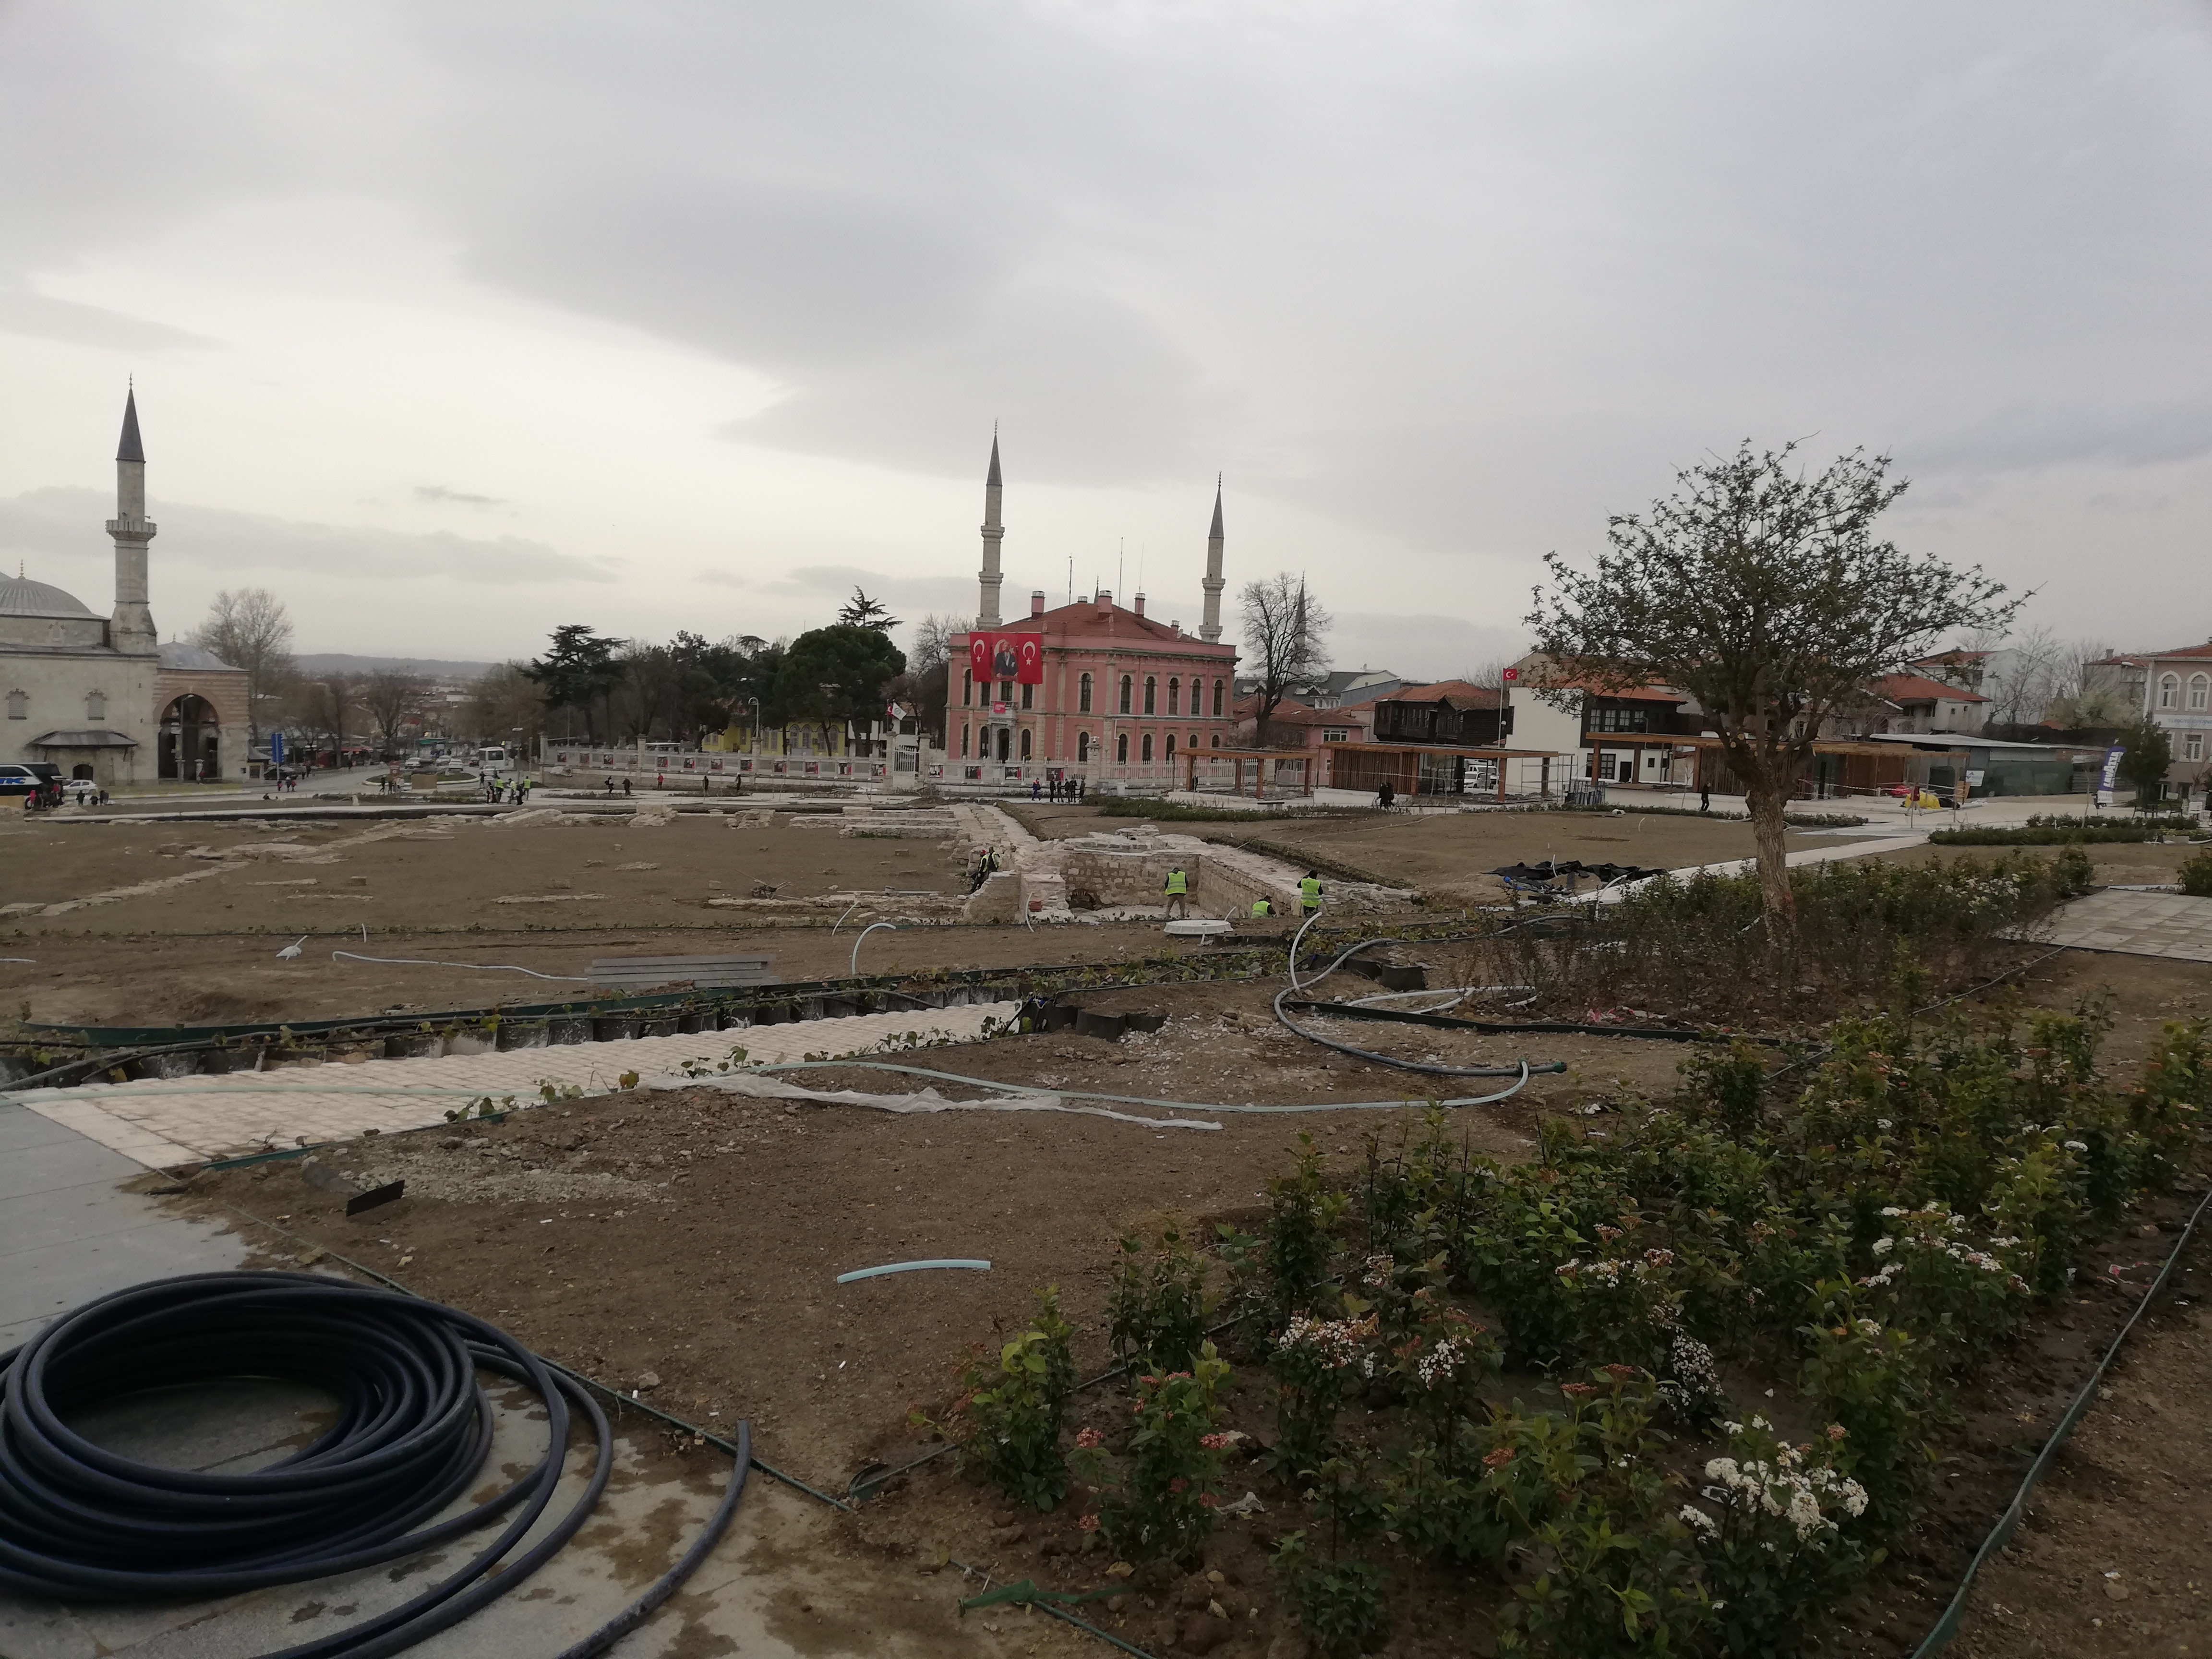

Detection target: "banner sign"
[972, 632, 1044, 685]
[2100, 746, 2126, 793]
[269, 732, 285, 766]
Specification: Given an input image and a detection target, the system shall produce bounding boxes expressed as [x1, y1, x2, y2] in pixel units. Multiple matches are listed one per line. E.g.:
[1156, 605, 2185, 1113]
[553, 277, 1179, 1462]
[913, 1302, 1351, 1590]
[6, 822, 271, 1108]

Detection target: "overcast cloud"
[0, 1, 2206, 672]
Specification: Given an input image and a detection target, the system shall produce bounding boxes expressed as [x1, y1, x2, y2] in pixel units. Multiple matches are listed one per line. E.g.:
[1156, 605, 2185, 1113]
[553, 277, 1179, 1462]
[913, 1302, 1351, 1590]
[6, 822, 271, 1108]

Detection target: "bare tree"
[906, 613, 961, 680]
[1528, 441, 2019, 927]
[358, 669, 426, 759]
[1239, 574, 1332, 739]
[464, 663, 549, 748]
[281, 675, 353, 761]
[191, 588, 294, 745]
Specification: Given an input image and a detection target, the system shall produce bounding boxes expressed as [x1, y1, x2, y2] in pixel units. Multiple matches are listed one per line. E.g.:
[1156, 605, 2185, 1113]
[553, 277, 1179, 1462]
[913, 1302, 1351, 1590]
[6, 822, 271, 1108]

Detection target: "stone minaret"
[977, 430, 1005, 628]
[1198, 474, 1225, 642]
[108, 388, 158, 656]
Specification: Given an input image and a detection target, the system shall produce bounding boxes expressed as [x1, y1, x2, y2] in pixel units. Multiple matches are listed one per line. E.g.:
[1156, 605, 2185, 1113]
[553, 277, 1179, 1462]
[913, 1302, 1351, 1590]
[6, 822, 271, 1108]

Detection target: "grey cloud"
[0, 285, 218, 352]
[0, 488, 612, 586]
[1895, 402, 2212, 477]
[1324, 613, 1532, 685]
[415, 484, 507, 507]
[693, 570, 745, 588]
[765, 565, 979, 613]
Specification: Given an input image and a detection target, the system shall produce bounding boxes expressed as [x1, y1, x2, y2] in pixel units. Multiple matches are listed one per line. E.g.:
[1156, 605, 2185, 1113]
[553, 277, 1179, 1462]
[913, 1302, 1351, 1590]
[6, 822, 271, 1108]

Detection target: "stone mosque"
[1, 392, 247, 788]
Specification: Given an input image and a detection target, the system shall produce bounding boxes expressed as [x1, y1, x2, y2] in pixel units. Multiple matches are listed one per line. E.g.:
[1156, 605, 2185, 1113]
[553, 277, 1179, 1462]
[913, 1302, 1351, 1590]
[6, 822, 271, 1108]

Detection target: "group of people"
[1029, 775, 1085, 802]
[1163, 866, 1323, 921]
[482, 773, 534, 804]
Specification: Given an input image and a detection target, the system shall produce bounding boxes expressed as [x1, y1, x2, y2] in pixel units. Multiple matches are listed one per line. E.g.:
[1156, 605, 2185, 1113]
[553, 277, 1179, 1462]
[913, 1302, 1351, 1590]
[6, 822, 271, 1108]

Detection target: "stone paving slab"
[2042, 889, 2212, 962]
[4, 1003, 1021, 1170]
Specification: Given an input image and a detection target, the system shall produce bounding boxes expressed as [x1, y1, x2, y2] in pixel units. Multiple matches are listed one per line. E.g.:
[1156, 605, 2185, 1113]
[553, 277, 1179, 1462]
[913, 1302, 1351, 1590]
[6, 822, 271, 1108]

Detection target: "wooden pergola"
[1325, 742, 1560, 802]
[1182, 748, 1319, 799]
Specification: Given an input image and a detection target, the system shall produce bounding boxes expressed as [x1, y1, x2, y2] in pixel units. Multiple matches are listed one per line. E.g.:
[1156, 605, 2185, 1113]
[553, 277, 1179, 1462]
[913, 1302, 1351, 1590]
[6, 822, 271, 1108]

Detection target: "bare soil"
[1008, 803, 1827, 900]
[161, 944, 2212, 1659]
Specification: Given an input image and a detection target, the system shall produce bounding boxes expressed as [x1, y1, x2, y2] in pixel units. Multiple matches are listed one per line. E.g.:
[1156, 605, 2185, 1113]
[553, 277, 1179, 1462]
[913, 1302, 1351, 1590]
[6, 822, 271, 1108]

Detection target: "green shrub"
[1264, 1132, 1348, 1327]
[1074, 1343, 1233, 1563]
[1273, 1531, 1391, 1659]
[2182, 846, 2212, 897]
[932, 1287, 1078, 1510]
[1106, 1228, 1209, 1375]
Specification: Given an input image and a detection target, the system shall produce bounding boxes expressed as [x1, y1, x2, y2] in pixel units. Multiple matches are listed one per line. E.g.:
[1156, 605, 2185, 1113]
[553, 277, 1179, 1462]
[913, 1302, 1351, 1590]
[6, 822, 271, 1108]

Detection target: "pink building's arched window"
[1211, 678, 1225, 718]
[1020, 728, 1032, 760]
[1078, 731, 1091, 761]
[1116, 731, 1129, 763]
[1164, 733, 1176, 761]
[1143, 676, 1157, 715]
[962, 670, 973, 707]
[1119, 675, 1133, 714]
[1167, 677, 1180, 715]
[1079, 673, 1093, 713]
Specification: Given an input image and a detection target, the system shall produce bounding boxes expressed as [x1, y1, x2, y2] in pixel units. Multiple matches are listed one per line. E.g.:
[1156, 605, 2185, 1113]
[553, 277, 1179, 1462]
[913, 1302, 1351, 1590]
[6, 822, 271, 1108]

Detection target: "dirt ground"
[1942, 1216, 2212, 1659]
[161, 944, 2212, 1659]
[1008, 802, 1828, 897]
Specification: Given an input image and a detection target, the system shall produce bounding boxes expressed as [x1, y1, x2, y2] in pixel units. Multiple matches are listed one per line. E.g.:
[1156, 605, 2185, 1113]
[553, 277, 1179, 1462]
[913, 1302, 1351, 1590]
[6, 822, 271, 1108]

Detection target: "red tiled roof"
[2089, 642, 2212, 663]
[1871, 672, 1987, 704]
[1381, 680, 1505, 709]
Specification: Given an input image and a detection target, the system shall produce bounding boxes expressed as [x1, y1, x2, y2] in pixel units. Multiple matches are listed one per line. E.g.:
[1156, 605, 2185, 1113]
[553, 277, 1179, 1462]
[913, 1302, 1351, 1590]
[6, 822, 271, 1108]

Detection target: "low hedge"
[1929, 816, 2200, 846]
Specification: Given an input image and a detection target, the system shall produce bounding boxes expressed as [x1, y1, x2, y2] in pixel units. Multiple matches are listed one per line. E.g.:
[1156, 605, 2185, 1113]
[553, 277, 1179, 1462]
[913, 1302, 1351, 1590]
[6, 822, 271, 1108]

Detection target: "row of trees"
[193, 588, 445, 759]
[519, 589, 944, 749]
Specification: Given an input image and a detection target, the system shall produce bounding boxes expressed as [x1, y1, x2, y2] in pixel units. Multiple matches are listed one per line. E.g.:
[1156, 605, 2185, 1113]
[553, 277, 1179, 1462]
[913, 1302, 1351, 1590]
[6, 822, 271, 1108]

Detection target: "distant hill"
[292, 653, 500, 680]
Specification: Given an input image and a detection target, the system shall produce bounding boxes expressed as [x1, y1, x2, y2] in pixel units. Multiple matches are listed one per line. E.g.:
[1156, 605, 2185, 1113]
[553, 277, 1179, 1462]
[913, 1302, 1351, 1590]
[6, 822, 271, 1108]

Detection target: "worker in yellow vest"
[1163, 866, 1191, 919]
[1250, 896, 1274, 918]
[1299, 872, 1323, 914]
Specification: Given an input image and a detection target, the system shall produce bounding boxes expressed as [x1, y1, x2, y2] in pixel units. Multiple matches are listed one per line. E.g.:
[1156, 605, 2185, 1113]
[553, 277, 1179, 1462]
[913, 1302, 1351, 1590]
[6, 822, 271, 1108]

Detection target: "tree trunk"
[1740, 759, 1798, 928]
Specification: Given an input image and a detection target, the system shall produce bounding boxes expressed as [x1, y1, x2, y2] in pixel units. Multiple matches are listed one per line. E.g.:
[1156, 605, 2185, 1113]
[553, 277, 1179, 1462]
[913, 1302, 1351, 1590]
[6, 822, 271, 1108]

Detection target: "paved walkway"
[7, 1003, 1022, 1170]
[2040, 890, 2212, 962]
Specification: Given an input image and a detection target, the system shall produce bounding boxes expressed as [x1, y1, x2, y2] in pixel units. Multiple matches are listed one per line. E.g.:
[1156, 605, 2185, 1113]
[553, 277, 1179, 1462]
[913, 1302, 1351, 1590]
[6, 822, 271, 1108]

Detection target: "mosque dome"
[0, 573, 98, 620]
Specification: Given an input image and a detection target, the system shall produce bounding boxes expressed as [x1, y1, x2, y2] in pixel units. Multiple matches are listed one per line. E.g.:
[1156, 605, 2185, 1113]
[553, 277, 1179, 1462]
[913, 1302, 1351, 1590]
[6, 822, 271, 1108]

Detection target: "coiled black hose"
[0, 1271, 747, 1659]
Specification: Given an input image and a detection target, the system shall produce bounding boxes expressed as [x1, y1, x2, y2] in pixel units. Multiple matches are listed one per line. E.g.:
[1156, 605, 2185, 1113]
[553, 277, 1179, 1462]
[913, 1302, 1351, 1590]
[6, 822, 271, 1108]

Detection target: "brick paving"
[8, 1003, 1021, 1170]
[2040, 889, 2212, 962]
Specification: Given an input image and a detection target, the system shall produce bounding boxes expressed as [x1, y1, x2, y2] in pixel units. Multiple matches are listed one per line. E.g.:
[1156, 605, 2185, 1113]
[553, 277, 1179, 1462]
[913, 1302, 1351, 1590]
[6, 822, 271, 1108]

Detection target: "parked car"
[61, 778, 104, 805]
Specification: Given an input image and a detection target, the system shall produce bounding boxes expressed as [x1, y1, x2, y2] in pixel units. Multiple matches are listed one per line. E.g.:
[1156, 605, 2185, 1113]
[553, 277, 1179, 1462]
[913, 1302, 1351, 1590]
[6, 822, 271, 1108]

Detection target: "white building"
[1, 393, 247, 787]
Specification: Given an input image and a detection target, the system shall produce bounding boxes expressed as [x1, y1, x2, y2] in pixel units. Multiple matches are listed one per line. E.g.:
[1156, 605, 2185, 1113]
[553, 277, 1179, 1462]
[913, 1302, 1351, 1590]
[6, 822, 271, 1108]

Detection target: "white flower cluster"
[1555, 1247, 1677, 1287]
[1276, 1313, 1379, 1376]
[1858, 1208, 2031, 1294]
[1701, 1441, 1869, 1544]
[1360, 1253, 1394, 1290]
[1416, 1334, 1473, 1388]
[2063, 1139, 2089, 1153]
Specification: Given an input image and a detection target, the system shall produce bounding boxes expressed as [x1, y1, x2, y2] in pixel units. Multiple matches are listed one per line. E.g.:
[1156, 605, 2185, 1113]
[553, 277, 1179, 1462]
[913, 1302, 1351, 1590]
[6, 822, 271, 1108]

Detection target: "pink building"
[949, 439, 1237, 787]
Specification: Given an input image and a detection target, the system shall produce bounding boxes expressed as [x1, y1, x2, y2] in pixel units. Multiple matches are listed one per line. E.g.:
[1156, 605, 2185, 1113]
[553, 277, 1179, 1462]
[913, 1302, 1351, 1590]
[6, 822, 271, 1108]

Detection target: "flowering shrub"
[1797, 1301, 1937, 1517]
[1270, 1308, 1381, 1477]
[1683, 1416, 1881, 1656]
[1072, 1343, 1231, 1563]
[1106, 1227, 1209, 1375]
[1854, 1205, 2031, 1359]
[1550, 1241, 1685, 1373]
[925, 1287, 1078, 1511]
[1386, 1303, 1502, 1448]
[2130, 1018, 2211, 1185]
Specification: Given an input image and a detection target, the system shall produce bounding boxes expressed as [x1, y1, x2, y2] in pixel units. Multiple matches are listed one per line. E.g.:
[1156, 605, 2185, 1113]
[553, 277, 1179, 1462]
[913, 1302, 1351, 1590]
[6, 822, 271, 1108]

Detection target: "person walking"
[1377, 781, 1395, 811]
[1163, 865, 1191, 919]
[1032, 778, 1042, 800]
[1699, 784, 1711, 814]
[1299, 871, 1323, 914]
[622, 776, 632, 797]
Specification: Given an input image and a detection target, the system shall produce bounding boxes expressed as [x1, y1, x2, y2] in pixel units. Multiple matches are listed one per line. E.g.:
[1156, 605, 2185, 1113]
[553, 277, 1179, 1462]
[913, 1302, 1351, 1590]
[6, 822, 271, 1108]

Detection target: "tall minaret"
[977, 429, 1005, 628]
[108, 388, 158, 656]
[1198, 474, 1226, 642]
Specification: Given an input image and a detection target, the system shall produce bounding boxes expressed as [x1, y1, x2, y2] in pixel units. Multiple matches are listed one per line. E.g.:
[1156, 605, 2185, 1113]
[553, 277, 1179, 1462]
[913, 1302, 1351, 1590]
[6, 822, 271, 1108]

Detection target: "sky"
[1, 1, 2208, 681]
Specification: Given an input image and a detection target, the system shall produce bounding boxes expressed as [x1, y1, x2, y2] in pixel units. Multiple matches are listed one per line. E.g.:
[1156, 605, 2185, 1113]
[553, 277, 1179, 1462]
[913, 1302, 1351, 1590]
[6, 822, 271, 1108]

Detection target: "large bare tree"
[191, 587, 294, 745]
[358, 669, 426, 760]
[1238, 574, 1332, 740]
[1528, 441, 2019, 926]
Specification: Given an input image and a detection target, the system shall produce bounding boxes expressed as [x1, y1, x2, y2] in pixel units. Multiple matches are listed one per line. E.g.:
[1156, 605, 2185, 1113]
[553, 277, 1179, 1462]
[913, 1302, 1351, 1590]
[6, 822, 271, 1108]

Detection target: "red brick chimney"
[1133, 593, 1146, 617]
[1030, 590, 1045, 618]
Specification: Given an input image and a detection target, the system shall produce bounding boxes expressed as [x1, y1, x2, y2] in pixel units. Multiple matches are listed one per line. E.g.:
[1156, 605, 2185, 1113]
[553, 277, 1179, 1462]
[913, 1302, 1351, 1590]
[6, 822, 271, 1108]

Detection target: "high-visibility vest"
[1165, 869, 1189, 895]
[1299, 877, 1322, 905]
[1251, 898, 1273, 916]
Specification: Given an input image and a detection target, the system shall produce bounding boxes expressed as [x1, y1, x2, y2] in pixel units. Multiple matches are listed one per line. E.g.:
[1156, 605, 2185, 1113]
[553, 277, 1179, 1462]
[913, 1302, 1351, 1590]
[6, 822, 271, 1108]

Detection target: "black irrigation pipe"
[0, 1269, 748, 1659]
[1907, 1176, 2212, 1657]
[212, 1214, 1163, 1659]
[1279, 998, 1792, 1047]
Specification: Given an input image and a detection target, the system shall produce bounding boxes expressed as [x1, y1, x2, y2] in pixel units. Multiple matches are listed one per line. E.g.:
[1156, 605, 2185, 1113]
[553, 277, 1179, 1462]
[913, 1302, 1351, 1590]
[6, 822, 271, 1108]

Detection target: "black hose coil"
[0, 1271, 746, 1659]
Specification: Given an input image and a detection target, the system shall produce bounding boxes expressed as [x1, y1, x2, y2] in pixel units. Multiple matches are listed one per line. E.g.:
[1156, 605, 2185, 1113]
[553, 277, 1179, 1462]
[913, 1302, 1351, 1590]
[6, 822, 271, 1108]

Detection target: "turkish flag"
[968, 635, 992, 683]
[1016, 635, 1044, 685]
